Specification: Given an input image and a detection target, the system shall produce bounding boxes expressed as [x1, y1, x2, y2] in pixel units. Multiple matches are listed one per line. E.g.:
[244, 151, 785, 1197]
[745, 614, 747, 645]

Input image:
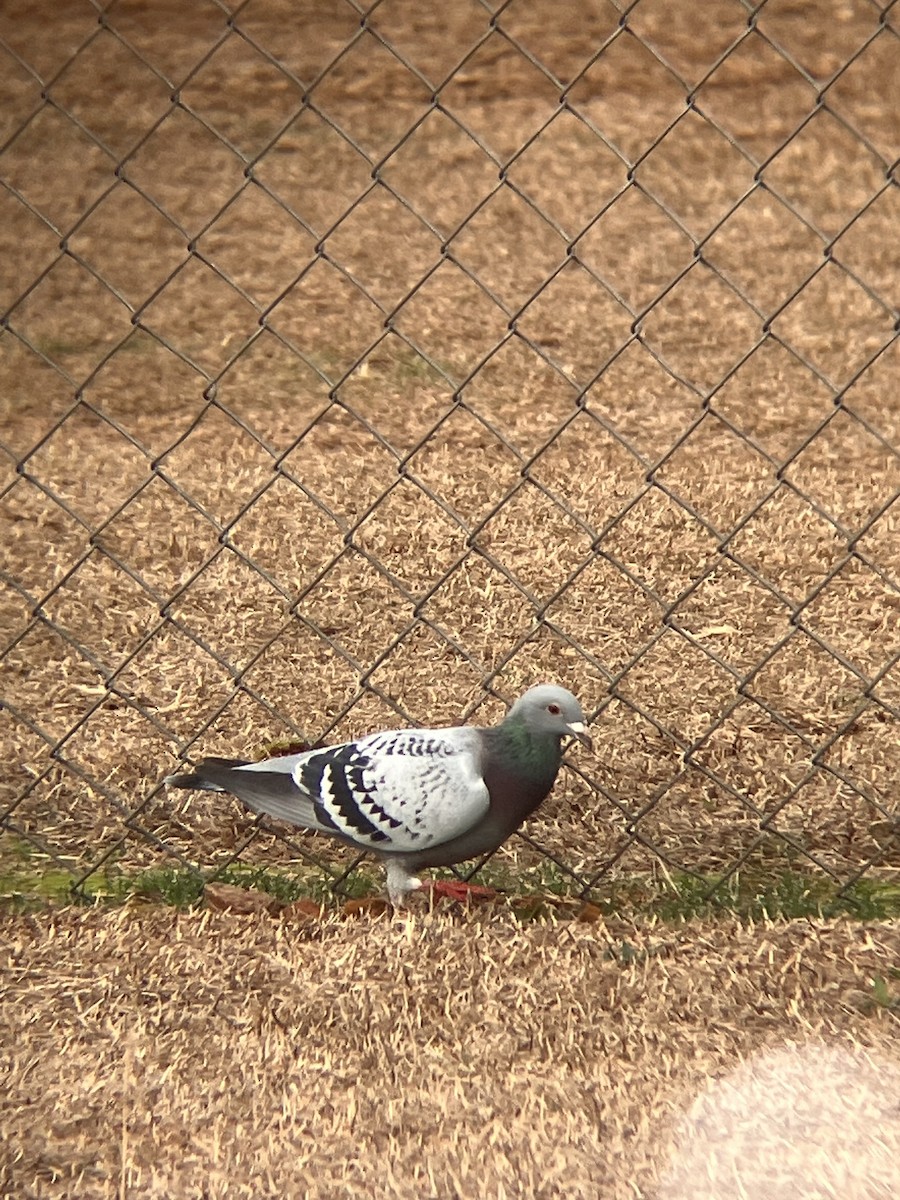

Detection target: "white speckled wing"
[288, 726, 490, 852]
[232, 720, 489, 854]
[227, 727, 490, 852]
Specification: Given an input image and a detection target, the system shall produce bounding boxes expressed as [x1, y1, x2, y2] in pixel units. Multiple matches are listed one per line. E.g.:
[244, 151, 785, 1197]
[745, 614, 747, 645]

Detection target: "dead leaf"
[204, 883, 282, 916]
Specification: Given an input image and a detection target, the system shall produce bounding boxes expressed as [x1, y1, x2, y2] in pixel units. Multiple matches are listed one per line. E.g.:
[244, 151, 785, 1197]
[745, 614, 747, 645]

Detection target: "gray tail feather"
[165, 756, 250, 792]
[166, 756, 319, 831]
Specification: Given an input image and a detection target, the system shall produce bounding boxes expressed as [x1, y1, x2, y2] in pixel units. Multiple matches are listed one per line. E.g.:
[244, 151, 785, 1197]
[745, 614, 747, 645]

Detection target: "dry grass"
[1, 14, 900, 1183]
[2, 0, 898, 897]
[1, 14, 900, 1195]
[2, 903, 900, 1199]
[3, 6, 900, 1198]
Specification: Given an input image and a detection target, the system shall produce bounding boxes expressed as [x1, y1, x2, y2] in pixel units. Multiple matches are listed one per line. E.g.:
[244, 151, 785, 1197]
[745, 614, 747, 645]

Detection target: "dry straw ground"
[3, 905, 900, 1200]
[1, 0, 898, 898]
[1, 1, 899, 1196]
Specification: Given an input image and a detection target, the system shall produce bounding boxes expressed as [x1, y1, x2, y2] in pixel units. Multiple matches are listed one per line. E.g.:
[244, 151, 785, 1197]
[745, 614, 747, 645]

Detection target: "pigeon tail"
[164, 756, 250, 792]
[167, 755, 322, 830]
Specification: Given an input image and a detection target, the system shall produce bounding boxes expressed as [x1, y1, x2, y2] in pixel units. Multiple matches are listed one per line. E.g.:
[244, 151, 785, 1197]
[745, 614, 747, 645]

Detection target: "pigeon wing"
[229, 727, 490, 853]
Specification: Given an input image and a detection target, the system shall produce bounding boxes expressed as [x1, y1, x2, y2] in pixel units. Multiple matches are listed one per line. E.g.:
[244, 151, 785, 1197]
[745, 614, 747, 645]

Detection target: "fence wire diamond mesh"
[1, 0, 898, 906]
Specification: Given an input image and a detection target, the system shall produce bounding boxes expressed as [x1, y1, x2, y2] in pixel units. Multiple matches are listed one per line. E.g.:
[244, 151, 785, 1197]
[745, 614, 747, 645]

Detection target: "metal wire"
[1, 0, 898, 904]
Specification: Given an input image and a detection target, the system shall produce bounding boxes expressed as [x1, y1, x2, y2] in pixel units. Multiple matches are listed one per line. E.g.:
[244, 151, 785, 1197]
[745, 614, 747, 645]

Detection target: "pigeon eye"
[548, 703, 561, 715]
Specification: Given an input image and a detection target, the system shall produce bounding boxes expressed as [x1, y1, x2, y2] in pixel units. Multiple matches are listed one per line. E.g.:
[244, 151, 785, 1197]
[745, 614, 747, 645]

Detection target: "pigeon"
[165, 683, 591, 905]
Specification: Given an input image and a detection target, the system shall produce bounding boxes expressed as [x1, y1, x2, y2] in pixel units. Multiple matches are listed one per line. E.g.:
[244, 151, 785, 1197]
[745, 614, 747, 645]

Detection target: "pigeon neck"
[492, 712, 563, 776]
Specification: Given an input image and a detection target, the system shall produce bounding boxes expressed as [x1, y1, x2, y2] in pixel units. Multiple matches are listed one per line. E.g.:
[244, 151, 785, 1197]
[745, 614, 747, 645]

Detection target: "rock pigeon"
[165, 683, 591, 905]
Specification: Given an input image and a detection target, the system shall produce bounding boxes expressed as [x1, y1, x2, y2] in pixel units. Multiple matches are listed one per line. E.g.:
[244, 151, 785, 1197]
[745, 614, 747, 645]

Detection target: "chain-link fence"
[1, 0, 898, 907]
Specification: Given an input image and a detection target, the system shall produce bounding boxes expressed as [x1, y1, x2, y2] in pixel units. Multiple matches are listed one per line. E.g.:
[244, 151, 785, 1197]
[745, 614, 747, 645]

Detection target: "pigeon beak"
[565, 721, 593, 752]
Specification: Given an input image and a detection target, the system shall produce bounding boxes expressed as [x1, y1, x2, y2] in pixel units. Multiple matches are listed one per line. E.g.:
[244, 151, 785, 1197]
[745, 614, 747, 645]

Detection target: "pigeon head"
[508, 684, 593, 750]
